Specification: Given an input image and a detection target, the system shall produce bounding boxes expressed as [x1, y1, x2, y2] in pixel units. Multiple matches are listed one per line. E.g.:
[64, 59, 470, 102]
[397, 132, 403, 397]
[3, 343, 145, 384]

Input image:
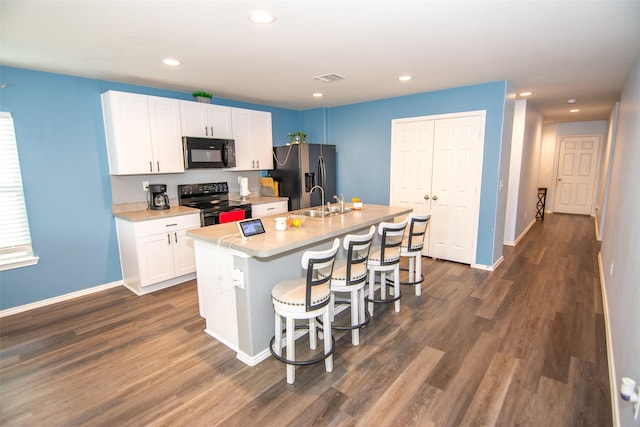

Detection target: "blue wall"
[0, 66, 298, 309]
[325, 82, 508, 267]
[0, 66, 508, 310]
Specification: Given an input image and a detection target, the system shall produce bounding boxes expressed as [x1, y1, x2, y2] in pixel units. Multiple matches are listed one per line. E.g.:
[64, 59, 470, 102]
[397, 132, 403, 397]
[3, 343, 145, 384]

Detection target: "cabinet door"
[172, 228, 196, 277]
[230, 107, 253, 170]
[148, 96, 184, 173]
[180, 101, 233, 139]
[207, 104, 233, 139]
[251, 110, 274, 170]
[137, 233, 175, 287]
[230, 108, 273, 170]
[251, 200, 288, 218]
[102, 91, 154, 174]
[180, 101, 208, 137]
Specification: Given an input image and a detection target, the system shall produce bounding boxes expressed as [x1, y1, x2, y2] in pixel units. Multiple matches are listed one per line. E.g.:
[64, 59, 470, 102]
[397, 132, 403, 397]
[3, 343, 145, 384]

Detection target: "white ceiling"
[2, 1, 639, 123]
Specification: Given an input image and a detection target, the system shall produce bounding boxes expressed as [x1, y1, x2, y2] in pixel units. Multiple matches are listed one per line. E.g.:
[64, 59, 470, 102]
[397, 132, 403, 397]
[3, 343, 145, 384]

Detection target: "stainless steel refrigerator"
[271, 143, 336, 211]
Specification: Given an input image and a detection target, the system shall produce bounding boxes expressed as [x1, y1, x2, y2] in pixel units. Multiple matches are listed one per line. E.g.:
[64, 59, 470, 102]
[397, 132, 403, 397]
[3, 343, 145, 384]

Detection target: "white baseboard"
[236, 348, 272, 366]
[504, 218, 537, 247]
[0, 280, 123, 318]
[598, 252, 619, 427]
[472, 255, 503, 272]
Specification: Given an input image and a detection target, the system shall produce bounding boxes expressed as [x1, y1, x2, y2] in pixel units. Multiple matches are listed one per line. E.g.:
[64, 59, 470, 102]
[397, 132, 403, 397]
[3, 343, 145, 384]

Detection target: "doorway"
[553, 135, 601, 215]
[390, 111, 485, 265]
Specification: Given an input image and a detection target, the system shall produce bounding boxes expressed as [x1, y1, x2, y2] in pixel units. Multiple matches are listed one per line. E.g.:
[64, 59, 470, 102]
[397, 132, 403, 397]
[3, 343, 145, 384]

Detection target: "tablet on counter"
[237, 218, 266, 239]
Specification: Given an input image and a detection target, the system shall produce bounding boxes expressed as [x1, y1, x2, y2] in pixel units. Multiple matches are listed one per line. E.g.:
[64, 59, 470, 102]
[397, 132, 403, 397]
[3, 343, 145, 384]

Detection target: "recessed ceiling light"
[567, 98, 577, 104]
[248, 11, 276, 24]
[398, 75, 412, 81]
[312, 93, 323, 98]
[570, 109, 580, 113]
[519, 91, 532, 97]
[162, 58, 181, 66]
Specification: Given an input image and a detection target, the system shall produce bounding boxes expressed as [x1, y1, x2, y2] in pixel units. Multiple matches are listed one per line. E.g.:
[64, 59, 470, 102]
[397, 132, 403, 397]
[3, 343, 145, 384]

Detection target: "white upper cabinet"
[179, 101, 233, 139]
[148, 96, 185, 173]
[102, 91, 184, 175]
[230, 107, 273, 171]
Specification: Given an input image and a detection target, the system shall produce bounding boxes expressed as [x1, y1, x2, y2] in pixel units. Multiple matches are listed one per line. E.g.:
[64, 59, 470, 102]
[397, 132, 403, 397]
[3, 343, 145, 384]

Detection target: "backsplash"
[110, 170, 263, 204]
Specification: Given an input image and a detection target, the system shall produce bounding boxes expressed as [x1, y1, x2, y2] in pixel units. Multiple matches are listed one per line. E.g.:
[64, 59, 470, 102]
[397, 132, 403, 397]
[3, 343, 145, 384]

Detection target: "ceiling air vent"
[313, 73, 347, 83]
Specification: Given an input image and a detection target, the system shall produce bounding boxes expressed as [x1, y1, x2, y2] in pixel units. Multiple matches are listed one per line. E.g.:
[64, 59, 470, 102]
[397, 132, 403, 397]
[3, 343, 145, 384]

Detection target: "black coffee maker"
[148, 184, 170, 210]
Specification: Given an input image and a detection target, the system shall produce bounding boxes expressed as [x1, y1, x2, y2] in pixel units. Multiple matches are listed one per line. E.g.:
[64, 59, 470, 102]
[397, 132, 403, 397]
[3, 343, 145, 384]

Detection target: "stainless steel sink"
[304, 207, 352, 217]
[304, 209, 329, 217]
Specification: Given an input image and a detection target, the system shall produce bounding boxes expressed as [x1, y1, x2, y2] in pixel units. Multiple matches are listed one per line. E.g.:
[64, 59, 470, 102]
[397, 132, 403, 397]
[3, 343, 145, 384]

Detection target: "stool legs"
[274, 314, 282, 358]
[350, 288, 359, 345]
[413, 254, 422, 296]
[286, 316, 295, 384]
[392, 266, 400, 312]
[323, 309, 333, 374]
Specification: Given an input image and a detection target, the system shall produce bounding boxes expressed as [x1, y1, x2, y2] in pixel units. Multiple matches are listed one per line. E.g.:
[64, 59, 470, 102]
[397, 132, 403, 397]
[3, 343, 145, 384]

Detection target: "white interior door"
[390, 112, 485, 265]
[430, 115, 484, 264]
[554, 135, 601, 215]
[389, 120, 434, 215]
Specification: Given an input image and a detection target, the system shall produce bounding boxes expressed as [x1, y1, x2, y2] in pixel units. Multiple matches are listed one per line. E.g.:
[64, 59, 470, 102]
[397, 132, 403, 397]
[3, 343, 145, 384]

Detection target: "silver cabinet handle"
[174, 232, 178, 243]
[256, 160, 259, 168]
[424, 195, 430, 200]
[432, 195, 438, 201]
[165, 223, 178, 227]
[204, 126, 208, 137]
[167, 234, 171, 245]
[157, 161, 160, 172]
[149, 161, 153, 173]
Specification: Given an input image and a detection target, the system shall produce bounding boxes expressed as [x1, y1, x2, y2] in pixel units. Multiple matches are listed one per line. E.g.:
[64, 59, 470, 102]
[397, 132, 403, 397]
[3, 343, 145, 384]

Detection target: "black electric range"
[178, 182, 252, 226]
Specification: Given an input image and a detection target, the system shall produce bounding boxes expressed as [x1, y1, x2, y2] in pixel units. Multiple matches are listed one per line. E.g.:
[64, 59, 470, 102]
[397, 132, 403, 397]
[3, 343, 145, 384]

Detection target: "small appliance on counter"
[238, 176, 250, 199]
[148, 184, 170, 210]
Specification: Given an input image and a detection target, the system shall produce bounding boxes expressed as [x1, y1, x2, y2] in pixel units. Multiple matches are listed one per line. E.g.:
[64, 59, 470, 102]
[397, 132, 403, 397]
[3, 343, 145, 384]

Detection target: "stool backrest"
[405, 213, 431, 252]
[343, 225, 376, 286]
[301, 238, 340, 311]
[376, 218, 408, 266]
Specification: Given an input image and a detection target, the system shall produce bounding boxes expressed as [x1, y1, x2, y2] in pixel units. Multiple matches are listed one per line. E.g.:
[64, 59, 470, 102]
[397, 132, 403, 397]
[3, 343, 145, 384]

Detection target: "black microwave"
[183, 137, 236, 169]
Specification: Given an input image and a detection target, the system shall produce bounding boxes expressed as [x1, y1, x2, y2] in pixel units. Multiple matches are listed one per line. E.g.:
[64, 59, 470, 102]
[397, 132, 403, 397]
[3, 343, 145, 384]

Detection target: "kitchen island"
[187, 204, 412, 365]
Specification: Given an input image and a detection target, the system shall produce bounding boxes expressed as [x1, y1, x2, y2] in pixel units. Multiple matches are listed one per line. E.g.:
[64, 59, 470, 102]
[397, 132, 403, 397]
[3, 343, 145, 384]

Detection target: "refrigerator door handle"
[318, 156, 326, 189]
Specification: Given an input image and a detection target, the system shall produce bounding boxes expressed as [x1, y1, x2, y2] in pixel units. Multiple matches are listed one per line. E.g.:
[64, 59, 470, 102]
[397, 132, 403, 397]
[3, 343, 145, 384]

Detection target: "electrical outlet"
[143, 181, 149, 191]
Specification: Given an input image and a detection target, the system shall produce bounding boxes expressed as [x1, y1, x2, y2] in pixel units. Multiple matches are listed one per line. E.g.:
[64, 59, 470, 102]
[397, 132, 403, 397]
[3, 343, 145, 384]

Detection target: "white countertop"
[111, 195, 288, 222]
[187, 204, 412, 258]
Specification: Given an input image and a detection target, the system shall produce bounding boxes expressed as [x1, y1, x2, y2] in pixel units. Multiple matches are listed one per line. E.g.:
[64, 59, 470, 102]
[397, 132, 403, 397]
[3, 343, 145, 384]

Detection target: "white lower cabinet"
[115, 214, 200, 295]
[251, 200, 288, 218]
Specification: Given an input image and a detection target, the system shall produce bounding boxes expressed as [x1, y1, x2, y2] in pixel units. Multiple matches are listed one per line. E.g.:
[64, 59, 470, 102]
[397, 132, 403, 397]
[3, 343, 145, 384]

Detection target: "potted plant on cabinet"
[192, 91, 213, 103]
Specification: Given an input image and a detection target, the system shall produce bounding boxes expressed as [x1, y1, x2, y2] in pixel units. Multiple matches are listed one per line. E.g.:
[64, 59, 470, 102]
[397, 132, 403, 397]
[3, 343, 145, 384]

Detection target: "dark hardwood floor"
[0, 213, 612, 426]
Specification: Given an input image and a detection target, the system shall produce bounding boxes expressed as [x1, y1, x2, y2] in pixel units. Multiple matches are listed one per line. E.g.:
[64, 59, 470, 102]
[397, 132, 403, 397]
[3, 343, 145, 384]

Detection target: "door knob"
[424, 195, 430, 200]
[432, 195, 438, 201]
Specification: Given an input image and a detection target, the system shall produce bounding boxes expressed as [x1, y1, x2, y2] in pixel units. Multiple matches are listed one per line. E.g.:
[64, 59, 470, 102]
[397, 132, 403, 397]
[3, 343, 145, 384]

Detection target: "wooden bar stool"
[320, 226, 376, 346]
[269, 238, 340, 384]
[365, 219, 408, 316]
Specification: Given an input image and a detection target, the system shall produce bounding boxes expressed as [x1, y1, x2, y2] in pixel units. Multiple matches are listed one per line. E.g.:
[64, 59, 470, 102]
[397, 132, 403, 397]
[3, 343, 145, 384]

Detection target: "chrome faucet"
[333, 194, 345, 213]
[310, 185, 325, 218]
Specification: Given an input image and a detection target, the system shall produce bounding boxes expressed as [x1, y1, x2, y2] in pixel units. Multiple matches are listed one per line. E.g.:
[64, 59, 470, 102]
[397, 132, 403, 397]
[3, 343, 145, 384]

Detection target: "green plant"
[288, 131, 307, 143]
[192, 91, 213, 98]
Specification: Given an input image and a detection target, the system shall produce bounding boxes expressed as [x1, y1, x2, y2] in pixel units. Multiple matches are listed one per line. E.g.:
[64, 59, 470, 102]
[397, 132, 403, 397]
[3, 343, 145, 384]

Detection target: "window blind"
[0, 112, 38, 270]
